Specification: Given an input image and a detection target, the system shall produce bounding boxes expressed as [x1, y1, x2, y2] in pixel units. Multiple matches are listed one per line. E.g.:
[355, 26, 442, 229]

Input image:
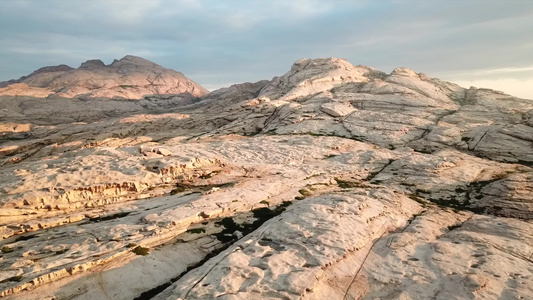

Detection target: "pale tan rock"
[258, 57, 372, 101]
[352, 209, 533, 300]
[0, 57, 532, 300]
[0, 55, 208, 99]
[320, 102, 356, 117]
[156, 148, 173, 156]
[154, 190, 422, 300]
[0, 123, 31, 133]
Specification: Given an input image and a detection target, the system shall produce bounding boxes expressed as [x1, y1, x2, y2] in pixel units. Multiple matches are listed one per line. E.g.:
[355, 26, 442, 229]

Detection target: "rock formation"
[0, 55, 208, 99]
[0, 57, 531, 300]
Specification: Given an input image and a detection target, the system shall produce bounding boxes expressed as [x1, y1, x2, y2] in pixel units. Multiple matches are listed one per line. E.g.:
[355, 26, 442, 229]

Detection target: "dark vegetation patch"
[403, 177, 506, 216]
[335, 178, 366, 189]
[0, 275, 23, 283]
[455, 187, 467, 193]
[171, 181, 236, 195]
[133, 200, 293, 300]
[408, 194, 427, 207]
[55, 249, 68, 255]
[186, 228, 206, 234]
[298, 189, 312, 197]
[1, 246, 14, 253]
[304, 173, 324, 180]
[170, 183, 188, 195]
[89, 212, 131, 222]
[350, 135, 366, 142]
[199, 170, 222, 179]
[447, 224, 462, 231]
[259, 200, 270, 206]
[257, 237, 286, 251]
[415, 189, 431, 194]
[517, 160, 533, 168]
[214, 201, 293, 243]
[366, 70, 388, 80]
[14, 234, 37, 242]
[132, 246, 150, 256]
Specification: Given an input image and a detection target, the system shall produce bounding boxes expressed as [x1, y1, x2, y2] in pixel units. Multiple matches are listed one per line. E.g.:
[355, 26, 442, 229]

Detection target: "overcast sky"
[1, 0, 532, 98]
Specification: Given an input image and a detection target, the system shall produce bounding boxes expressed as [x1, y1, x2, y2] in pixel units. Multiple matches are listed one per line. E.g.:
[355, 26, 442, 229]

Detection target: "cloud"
[452, 78, 533, 100]
[0, 0, 532, 100]
[443, 66, 533, 78]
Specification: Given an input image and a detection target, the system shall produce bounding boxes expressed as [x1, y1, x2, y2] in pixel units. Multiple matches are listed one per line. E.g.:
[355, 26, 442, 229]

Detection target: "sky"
[0, 0, 532, 99]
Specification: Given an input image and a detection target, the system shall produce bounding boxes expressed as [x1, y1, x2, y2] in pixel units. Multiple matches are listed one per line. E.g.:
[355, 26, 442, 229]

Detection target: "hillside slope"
[0, 55, 208, 99]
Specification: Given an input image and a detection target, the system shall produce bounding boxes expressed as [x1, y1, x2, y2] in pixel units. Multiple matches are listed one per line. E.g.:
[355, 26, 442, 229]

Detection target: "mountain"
[0, 55, 208, 99]
[0, 58, 532, 300]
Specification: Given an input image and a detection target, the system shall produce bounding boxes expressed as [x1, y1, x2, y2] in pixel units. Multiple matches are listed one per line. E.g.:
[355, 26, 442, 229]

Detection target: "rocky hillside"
[0, 58, 532, 300]
[0, 56, 209, 125]
[0, 55, 208, 99]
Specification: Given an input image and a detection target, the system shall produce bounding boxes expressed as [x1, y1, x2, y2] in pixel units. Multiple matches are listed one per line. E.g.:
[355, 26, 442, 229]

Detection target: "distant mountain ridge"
[0, 55, 208, 99]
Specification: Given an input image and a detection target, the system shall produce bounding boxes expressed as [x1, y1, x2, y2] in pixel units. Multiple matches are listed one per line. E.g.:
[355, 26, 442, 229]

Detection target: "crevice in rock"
[342, 225, 399, 300]
[132, 243, 230, 300]
[387, 209, 428, 249]
[262, 105, 284, 129]
[470, 130, 489, 151]
[516, 160, 533, 168]
[434, 109, 458, 125]
[132, 200, 294, 300]
[88, 211, 131, 223]
[443, 214, 473, 234]
[366, 159, 395, 182]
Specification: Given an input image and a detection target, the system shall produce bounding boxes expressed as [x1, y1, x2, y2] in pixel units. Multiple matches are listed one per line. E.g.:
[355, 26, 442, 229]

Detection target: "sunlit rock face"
[0, 55, 208, 99]
[0, 57, 532, 300]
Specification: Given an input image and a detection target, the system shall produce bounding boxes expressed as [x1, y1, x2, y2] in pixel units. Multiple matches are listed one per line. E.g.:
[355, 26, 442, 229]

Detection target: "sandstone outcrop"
[0, 57, 531, 300]
[0, 55, 208, 99]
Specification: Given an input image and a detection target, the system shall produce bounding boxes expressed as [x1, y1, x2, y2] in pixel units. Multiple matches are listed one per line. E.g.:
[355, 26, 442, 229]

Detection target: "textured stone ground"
[0, 57, 531, 299]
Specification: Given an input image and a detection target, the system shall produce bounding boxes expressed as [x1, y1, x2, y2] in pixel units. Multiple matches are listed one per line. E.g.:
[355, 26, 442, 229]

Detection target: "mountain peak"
[0, 55, 208, 98]
[111, 55, 160, 67]
[390, 67, 419, 78]
[258, 57, 372, 100]
[120, 54, 146, 61]
[79, 59, 106, 69]
[30, 64, 74, 75]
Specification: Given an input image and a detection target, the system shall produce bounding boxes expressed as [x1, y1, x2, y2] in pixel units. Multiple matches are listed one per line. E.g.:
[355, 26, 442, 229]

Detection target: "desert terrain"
[0, 56, 532, 300]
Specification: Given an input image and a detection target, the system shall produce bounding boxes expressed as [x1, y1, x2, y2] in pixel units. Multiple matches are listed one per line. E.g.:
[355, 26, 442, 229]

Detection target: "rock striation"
[0, 57, 532, 300]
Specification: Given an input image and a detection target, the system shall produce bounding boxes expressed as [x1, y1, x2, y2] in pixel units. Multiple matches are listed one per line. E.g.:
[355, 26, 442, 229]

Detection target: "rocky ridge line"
[0, 55, 208, 99]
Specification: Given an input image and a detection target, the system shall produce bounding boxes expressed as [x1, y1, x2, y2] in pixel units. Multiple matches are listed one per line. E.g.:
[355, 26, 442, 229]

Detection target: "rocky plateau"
[0, 56, 532, 300]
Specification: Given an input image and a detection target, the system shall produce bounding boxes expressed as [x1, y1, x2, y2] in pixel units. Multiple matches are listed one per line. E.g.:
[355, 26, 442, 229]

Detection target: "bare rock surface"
[0, 57, 532, 299]
[354, 209, 533, 300]
[0, 55, 208, 99]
